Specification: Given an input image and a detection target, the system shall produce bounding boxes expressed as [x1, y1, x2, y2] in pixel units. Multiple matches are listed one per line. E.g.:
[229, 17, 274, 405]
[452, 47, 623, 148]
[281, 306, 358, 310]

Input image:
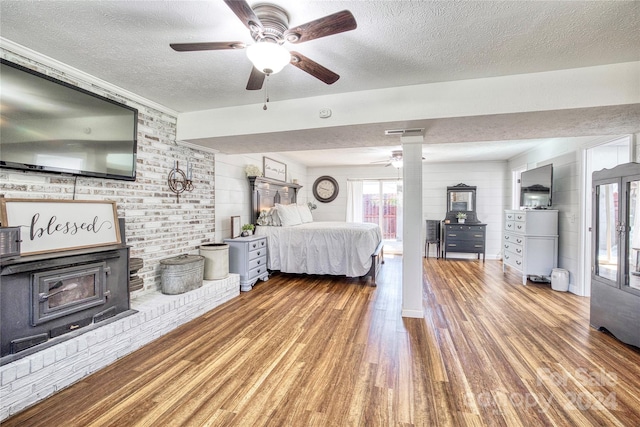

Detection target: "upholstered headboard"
[248, 176, 302, 224]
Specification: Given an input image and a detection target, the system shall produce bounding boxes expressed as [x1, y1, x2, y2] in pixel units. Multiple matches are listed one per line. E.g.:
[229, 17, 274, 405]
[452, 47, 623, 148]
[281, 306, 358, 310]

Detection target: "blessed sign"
[0, 199, 121, 255]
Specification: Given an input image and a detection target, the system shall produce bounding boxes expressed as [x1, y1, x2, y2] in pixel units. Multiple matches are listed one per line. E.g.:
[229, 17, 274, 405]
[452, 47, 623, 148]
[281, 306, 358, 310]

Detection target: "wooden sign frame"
[0, 199, 121, 255]
[263, 156, 287, 182]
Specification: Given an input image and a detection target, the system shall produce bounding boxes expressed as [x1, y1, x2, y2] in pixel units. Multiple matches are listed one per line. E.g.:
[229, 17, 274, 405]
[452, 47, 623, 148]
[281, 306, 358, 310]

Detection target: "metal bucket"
[160, 255, 204, 294]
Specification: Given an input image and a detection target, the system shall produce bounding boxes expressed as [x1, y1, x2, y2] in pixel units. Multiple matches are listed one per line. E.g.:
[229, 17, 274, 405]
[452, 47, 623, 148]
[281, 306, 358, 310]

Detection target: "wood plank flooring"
[4, 255, 640, 426]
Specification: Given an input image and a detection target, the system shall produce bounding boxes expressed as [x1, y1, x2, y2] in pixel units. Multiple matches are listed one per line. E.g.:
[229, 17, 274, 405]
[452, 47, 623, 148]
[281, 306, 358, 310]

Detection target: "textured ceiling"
[1, 1, 639, 165]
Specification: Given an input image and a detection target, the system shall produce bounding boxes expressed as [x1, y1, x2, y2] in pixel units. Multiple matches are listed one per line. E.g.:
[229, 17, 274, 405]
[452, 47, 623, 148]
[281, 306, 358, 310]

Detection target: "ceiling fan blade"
[290, 51, 339, 85]
[223, 0, 264, 33]
[246, 67, 265, 90]
[170, 42, 245, 52]
[284, 10, 357, 44]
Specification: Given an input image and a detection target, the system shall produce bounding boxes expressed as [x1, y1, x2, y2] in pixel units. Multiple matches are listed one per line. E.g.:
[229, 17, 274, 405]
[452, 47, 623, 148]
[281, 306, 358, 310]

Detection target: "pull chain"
[263, 73, 270, 110]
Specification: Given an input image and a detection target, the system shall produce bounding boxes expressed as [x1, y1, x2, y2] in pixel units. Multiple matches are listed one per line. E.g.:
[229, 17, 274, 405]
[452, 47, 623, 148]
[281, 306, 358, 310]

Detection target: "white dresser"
[503, 209, 558, 285]
[224, 235, 269, 291]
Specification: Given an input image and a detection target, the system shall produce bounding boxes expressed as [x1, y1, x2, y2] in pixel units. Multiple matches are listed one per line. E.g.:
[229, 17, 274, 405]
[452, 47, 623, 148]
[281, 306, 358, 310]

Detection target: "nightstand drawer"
[248, 239, 266, 251]
[249, 256, 266, 270]
[249, 246, 266, 260]
[248, 264, 267, 280]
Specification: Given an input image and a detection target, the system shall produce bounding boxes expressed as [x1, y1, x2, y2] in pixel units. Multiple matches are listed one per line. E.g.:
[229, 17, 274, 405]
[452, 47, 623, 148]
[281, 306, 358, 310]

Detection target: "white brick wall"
[0, 48, 216, 297]
[0, 275, 240, 421]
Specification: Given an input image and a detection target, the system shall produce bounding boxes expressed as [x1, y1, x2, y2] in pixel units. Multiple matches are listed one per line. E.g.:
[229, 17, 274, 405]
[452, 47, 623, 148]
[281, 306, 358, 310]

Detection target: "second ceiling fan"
[170, 0, 357, 90]
[371, 150, 426, 168]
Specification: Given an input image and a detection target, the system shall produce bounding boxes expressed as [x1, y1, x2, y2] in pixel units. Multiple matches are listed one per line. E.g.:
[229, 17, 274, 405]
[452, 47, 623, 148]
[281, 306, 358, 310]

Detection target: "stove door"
[31, 262, 108, 326]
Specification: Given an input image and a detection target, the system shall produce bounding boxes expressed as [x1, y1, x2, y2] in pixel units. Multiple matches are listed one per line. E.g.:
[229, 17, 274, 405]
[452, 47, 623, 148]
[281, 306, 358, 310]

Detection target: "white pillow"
[275, 203, 302, 226]
[268, 207, 281, 226]
[298, 204, 313, 223]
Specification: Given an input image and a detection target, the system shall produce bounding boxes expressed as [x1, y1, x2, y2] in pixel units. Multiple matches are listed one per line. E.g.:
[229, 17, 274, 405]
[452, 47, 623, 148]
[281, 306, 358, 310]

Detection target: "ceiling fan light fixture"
[246, 41, 291, 75]
[391, 159, 403, 169]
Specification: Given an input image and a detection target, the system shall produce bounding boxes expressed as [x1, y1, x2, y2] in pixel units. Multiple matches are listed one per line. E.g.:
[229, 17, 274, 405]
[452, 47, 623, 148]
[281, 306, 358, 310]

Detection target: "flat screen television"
[0, 59, 138, 181]
[520, 164, 553, 208]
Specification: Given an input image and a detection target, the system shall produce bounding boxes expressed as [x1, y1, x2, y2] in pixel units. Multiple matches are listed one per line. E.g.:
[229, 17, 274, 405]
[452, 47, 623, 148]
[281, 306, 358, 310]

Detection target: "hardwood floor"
[4, 255, 640, 426]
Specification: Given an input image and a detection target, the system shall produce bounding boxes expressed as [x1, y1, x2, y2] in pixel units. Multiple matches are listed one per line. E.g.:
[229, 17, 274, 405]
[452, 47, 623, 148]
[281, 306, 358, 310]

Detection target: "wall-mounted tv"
[520, 164, 553, 208]
[0, 59, 138, 181]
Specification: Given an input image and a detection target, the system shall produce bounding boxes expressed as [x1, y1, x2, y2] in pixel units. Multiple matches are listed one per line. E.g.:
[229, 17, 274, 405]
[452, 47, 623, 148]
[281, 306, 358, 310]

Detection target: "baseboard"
[401, 308, 424, 318]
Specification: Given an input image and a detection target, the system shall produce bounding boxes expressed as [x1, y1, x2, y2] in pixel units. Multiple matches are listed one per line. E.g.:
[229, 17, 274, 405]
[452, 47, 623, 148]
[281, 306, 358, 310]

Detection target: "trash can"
[199, 243, 229, 280]
[551, 268, 569, 292]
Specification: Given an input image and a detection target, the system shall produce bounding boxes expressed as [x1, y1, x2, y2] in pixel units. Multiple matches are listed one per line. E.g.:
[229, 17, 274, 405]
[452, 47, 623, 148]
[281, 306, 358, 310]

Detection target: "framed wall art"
[0, 198, 121, 255]
[231, 215, 241, 238]
[263, 157, 287, 181]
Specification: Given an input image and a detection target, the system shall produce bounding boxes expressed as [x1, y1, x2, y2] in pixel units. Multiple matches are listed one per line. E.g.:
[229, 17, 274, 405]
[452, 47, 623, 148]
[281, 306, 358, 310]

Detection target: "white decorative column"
[401, 136, 424, 318]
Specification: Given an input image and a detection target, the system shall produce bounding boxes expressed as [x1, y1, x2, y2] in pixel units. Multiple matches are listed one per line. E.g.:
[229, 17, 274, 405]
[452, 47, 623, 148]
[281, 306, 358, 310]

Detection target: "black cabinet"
[424, 220, 441, 258]
[442, 224, 486, 261]
[441, 183, 486, 261]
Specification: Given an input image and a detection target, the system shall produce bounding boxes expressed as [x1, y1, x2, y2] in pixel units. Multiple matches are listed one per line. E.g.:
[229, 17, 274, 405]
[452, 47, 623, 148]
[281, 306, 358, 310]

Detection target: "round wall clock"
[312, 176, 339, 203]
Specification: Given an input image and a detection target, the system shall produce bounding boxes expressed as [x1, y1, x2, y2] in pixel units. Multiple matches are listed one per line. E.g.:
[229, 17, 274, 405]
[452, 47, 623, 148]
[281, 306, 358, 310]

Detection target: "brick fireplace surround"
[0, 274, 239, 421]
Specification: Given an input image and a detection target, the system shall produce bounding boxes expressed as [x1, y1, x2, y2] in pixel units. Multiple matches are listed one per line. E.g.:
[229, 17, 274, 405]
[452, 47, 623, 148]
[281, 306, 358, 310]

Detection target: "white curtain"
[346, 180, 363, 222]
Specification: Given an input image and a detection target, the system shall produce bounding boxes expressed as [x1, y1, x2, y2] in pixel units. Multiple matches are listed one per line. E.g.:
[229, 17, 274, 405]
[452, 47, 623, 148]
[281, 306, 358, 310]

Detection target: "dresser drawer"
[446, 241, 485, 252]
[503, 251, 523, 269]
[503, 242, 523, 256]
[446, 224, 485, 232]
[503, 233, 523, 246]
[445, 231, 485, 242]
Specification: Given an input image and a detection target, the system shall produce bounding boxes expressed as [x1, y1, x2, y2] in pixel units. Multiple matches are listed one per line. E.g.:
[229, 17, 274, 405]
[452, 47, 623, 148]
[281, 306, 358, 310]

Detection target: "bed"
[256, 221, 383, 280]
[248, 176, 384, 284]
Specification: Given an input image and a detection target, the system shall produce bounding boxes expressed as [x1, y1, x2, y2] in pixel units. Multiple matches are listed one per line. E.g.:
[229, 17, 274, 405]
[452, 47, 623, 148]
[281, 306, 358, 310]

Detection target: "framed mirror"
[449, 189, 474, 212]
[445, 183, 478, 223]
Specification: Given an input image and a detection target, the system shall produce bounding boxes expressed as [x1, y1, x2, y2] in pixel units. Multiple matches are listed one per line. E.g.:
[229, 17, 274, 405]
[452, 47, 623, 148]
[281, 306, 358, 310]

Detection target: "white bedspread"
[255, 222, 382, 277]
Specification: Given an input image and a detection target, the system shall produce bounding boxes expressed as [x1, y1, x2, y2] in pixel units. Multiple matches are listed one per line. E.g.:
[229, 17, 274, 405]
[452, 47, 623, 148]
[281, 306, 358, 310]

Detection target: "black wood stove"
[1, 244, 134, 363]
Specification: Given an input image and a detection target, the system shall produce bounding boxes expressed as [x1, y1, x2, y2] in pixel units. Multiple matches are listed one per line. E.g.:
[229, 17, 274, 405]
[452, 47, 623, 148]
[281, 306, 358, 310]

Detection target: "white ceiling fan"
[370, 150, 425, 168]
[370, 150, 404, 168]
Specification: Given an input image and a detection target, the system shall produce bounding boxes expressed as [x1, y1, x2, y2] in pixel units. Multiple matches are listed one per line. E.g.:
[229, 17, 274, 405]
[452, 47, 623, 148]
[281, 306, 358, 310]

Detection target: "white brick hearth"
[0, 275, 240, 421]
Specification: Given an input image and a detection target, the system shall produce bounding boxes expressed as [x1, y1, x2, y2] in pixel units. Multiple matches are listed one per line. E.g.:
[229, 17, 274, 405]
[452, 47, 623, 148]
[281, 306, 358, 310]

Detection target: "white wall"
[308, 161, 510, 259]
[509, 138, 591, 293]
[215, 153, 308, 241]
[307, 165, 402, 222]
[508, 133, 640, 295]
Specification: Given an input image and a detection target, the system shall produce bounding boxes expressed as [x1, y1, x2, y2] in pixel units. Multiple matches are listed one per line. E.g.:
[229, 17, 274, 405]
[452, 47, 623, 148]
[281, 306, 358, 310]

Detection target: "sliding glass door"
[363, 180, 403, 252]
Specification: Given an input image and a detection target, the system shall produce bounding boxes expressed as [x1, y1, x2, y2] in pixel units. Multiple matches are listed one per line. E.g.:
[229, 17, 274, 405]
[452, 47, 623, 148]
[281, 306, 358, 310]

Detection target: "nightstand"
[223, 235, 269, 291]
